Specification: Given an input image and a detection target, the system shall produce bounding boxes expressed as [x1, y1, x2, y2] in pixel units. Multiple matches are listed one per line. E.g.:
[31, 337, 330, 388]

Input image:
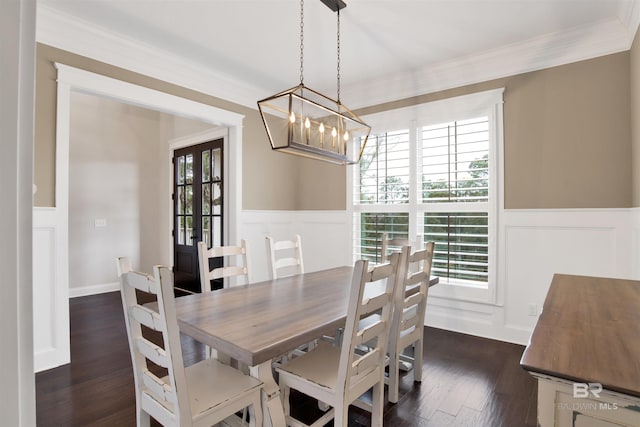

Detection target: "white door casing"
[35, 64, 243, 372]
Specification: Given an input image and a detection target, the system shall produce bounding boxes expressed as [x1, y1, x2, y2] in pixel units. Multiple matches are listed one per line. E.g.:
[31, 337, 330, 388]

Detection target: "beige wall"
[68, 92, 212, 288]
[36, 44, 345, 211]
[632, 28, 640, 207]
[358, 52, 632, 209]
[36, 44, 633, 211]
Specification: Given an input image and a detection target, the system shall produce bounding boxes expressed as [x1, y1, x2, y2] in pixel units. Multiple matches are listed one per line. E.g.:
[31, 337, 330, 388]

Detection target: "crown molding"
[343, 17, 635, 109]
[36, 4, 267, 109]
[625, 0, 640, 44]
[36, 2, 639, 112]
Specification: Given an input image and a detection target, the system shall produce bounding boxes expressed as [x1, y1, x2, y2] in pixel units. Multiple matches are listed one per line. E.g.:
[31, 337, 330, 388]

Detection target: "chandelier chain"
[299, 0, 305, 85]
[337, 8, 341, 103]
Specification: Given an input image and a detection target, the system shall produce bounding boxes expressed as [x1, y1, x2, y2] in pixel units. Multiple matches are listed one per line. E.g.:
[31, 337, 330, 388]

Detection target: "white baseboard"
[69, 282, 119, 298]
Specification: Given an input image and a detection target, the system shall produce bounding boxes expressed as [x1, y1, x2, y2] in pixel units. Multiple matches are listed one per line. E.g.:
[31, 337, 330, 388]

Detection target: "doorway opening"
[42, 63, 244, 372]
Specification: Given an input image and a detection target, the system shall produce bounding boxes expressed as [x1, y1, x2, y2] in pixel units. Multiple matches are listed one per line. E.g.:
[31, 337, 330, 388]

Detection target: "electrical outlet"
[528, 303, 538, 316]
[94, 218, 107, 228]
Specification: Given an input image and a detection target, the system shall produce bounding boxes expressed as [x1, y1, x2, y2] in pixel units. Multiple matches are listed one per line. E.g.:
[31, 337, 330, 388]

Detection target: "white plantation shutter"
[423, 211, 488, 283]
[359, 130, 410, 205]
[421, 118, 490, 283]
[421, 118, 489, 203]
[352, 89, 502, 299]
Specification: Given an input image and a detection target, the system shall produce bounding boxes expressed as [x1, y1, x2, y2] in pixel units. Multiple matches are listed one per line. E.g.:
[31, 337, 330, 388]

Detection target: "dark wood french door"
[173, 139, 224, 293]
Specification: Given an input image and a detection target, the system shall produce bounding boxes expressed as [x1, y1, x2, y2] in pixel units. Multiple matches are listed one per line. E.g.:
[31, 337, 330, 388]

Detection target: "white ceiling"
[38, 0, 639, 108]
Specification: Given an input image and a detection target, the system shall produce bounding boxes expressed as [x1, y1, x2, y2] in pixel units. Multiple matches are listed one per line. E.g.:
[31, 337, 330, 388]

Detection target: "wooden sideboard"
[521, 274, 640, 427]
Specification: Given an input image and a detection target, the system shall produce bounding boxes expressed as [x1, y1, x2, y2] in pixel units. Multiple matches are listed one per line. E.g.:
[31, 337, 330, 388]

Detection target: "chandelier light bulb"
[319, 122, 325, 133]
[344, 131, 349, 141]
[289, 112, 296, 123]
[305, 117, 310, 129]
[331, 127, 337, 137]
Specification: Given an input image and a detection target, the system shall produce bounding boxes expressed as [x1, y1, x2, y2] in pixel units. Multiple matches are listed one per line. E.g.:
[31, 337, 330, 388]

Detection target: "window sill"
[429, 278, 497, 305]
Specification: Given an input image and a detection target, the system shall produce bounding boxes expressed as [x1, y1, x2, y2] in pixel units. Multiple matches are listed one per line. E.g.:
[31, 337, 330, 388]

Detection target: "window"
[351, 89, 503, 303]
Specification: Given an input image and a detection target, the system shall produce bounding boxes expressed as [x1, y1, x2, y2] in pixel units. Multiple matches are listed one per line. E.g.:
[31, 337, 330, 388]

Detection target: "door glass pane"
[213, 183, 221, 214]
[185, 185, 193, 214]
[178, 216, 185, 245]
[203, 183, 211, 215]
[202, 150, 211, 183]
[212, 149, 221, 181]
[213, 216, 221, 247]
[178, 187, 184, 214]
[186, 216, 193, 245]
[177, 156, 185, 185]
[202, 216, 210, 248]
[186, 154, 193, 184]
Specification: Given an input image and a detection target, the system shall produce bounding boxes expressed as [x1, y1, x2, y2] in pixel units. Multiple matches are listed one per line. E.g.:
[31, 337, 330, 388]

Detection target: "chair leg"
[137, 408, 150, 427]
[334, 404, 349, 427]
[281, 383, 291, 418]
[388, 346, 400, 404]
[413, 339, 423, 382]
[249, 394, 263, 427]
[371, 381, 384, 427]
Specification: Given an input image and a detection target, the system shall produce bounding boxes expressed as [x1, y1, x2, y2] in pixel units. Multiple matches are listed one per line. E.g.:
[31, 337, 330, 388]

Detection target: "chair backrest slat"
[210, 265, 249, 281]
[274, 258, 300, 269]
[207, 244, 246, 258]
[130, 304, 163, 331]
[142, 369, 177, 404]
[404, 292, 423, 310]
[351, 348, 382, 376]
[136, 336, 169, 368]
[360, 293, 389, 316]
[198, 240, 251, 291]
[356, 320, 386, 346]
[266, 234, 304, 280]
[366, 262, 394, 282]
[400, 313, 421, 331]
[123, 270, 158, 294]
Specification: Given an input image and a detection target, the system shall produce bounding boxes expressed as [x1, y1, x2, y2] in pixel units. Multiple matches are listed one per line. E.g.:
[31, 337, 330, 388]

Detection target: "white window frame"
[348, 88, 504, 304]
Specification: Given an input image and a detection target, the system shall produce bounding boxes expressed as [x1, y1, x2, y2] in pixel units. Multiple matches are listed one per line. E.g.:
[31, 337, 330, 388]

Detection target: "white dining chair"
[265, 234, 304, 279]
[116, 257, 263, 427]
[197, 240, 251, 362]
[386, 241, 435, 403]
[266, 234, 316, 362]
[276, 248, 407, 427]
[198, 239, 251, 292]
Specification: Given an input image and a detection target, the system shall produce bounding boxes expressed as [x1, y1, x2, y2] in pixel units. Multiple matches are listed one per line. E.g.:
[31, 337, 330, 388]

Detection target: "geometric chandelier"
[257, 0, 371, 165]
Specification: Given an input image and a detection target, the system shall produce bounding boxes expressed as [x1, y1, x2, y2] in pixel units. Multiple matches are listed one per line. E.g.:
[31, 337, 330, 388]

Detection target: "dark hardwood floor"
[36, 292, 537, 426]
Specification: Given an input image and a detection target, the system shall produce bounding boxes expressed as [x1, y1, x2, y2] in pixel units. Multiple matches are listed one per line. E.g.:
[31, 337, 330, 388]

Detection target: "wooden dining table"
[171, 265, 438, 427]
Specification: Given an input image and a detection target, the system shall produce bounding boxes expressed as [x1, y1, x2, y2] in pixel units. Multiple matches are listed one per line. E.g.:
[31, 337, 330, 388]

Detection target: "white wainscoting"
[239, 210, 352, 284]
[632, 208, 640, 279]
[33, 207, 637, 371]
[33, 207, 69, 373]
[425, 208, 633, 345]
